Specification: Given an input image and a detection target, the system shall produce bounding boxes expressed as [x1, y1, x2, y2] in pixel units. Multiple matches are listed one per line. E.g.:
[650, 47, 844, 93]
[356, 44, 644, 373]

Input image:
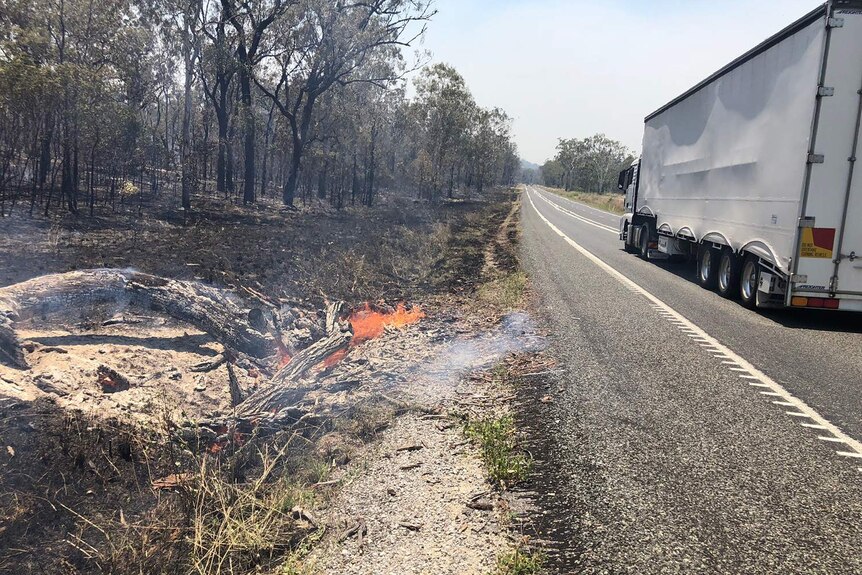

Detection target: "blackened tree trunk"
[238, 71, 255, 204]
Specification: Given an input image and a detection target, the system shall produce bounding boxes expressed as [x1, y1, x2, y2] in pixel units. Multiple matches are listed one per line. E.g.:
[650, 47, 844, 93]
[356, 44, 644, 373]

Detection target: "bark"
[239, 71, 255, 204]
[237, 301, 351, 416]
[0, 270, 275, 369]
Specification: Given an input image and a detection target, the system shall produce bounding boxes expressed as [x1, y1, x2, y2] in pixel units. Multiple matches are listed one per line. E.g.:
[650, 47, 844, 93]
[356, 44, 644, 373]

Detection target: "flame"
[349, 303, 425, 345]
[276, 341, 293, 368]
[208, 431, 245, 454]
[322, 349, 348, 368]
[315, 303, 425, 371]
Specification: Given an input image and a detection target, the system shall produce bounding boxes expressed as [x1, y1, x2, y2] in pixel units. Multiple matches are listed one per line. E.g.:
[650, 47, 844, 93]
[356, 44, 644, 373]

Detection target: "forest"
[0, 0, 521, 217]
[540, 133, 634, 194]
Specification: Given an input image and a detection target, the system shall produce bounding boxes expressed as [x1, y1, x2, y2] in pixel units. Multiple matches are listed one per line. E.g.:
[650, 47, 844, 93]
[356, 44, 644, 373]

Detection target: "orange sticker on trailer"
[800, 228, 836, 259]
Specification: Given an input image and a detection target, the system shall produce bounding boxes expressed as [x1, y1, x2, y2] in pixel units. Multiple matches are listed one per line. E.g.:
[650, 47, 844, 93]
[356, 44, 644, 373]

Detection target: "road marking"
[818, 436, 846, 443]
[760, 392, 783, 397]
[773, 401, 797, 407]
[525, 187, 862, 459]
[536, 186, 622, 222]
[533, 190, 618, 234]
[801, 423, 829, 430]
[837, 452, 862, 459]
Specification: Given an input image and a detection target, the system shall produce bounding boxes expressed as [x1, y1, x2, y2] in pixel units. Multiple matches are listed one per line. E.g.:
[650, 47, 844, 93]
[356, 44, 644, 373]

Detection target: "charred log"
[237, 301, 352, 416]
[0, 269, 275, 368]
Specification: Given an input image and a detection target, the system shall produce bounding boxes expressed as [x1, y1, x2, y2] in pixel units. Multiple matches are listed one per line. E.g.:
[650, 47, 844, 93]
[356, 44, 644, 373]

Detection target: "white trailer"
[620, 0, 862, 311]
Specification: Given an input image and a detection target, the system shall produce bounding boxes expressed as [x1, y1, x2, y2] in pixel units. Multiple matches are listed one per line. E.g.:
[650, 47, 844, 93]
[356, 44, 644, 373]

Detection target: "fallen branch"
[237, 301, 351, 416]
[0, 269, 276, 369]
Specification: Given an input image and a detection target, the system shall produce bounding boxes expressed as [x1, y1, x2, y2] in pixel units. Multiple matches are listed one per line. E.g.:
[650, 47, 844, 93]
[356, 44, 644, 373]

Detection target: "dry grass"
[477, 272, 528, 311]
[541, 186, 625, 215]
[187, 442, 310, 575]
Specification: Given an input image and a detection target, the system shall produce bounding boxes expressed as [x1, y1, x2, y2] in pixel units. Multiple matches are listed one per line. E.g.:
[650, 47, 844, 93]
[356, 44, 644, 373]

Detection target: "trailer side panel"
[640, 17, 826, 274]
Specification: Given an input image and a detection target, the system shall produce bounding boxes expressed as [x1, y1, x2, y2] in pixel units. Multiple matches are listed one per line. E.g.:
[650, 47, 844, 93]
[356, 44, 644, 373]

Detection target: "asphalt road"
[517, 185, 862, 574]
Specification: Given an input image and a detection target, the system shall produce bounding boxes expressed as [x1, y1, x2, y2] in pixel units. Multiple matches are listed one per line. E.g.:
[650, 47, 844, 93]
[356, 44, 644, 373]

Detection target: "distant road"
[518, 185, 862, 573]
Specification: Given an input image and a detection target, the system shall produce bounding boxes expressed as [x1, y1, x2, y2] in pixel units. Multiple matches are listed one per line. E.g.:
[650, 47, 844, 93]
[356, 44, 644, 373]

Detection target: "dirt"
[308, 414, 508, 575]
[0, 186, 536, 574]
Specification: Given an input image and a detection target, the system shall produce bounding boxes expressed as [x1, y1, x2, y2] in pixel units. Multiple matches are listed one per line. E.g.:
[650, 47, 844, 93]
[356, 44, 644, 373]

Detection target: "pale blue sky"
[414, 0, 820, 163]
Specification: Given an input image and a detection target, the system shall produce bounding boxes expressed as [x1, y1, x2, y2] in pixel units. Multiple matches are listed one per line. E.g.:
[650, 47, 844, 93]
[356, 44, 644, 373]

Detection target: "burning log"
[0, 269, 276, 369]
[237, 301, 352, 416]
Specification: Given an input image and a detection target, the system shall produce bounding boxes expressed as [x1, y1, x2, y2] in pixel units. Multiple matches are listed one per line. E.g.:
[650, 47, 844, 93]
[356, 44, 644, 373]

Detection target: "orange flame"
[349, 303, 425, 345]
[276, 340, 293, 368]
[322, 349, 348, 369]
[315, 303, 425, 371]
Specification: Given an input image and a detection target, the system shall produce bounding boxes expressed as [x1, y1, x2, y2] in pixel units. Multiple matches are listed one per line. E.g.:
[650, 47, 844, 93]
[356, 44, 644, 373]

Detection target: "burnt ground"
[0, 187, 524, 575]
[0, 189, 516, 304]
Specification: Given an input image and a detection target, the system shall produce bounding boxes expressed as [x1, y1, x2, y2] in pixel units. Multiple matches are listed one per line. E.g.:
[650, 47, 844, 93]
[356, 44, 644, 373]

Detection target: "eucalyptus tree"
[200, 0, 238, 195]
[220, 0, 290, 204]
[410, 63, 476, 199]
[255, 0, 434, 207]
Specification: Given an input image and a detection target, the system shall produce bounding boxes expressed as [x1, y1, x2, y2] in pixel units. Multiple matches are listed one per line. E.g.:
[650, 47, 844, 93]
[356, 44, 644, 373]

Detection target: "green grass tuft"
[494, 547, 545, 575]
[466, 415, 532, 486]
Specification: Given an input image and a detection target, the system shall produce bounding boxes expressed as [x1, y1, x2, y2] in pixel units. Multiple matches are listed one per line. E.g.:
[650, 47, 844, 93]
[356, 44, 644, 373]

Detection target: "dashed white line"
[532, 190, 618, 234]
[525, 187, 862, 460]
[837, 452, 862, 459]
[818, 436, 847, 443]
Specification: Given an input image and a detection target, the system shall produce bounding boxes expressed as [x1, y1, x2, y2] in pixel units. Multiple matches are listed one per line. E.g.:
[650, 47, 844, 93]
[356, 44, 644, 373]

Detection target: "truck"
[619, 0, 862, 312]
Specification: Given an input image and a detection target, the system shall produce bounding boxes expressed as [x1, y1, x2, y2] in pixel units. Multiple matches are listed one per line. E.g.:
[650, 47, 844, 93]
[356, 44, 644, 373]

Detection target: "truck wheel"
[623, 223, 638, 253]
[697, 244, 719, 289]
[638, 224, 651, 260]
[739, 256, 760, 309]
[717, 250, 741, 299]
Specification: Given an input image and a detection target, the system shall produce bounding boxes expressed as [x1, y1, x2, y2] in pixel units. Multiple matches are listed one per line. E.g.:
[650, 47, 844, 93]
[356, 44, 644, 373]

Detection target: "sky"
[413, 0, 820, 164]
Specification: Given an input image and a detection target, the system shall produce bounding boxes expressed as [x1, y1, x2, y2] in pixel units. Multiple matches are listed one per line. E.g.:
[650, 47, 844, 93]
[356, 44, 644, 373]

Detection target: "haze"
[420, 0, 819, 163]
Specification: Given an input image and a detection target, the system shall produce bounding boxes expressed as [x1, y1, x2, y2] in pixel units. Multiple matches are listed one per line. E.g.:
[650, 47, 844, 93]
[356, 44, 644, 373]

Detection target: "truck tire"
[697, 244, 719, 289]
[623, 223, 638, 253]
[717, 250, 741, 299]
[739, 255, 760, 309]
[638, 224, 651, 260]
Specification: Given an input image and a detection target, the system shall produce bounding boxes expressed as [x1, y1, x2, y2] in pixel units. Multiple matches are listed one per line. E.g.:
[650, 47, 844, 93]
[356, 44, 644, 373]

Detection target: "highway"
[517, 185, 862, 574]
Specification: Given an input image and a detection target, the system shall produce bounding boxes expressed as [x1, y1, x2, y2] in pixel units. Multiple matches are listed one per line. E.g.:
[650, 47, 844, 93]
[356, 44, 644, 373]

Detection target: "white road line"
[532, 190, 618, 234]
[837, 452, 862, 459]
[536, 186, 622, 221]
[525, 187, 862, 459]
[818, 436, 846, 443]
[801, 423, 829, 430]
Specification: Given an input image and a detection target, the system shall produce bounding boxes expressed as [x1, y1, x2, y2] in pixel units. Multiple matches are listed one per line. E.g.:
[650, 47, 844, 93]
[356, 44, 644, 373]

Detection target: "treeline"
[541, 134, 633, 194]
[0, 0, 519, 217]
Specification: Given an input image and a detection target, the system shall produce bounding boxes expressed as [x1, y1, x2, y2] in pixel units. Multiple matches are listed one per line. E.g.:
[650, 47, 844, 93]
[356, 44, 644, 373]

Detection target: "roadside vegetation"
[0, 2, 520, 218]
[541, 186, 626, 215]
[493, 545, 546, 575]
[466, 414, 532, 487]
